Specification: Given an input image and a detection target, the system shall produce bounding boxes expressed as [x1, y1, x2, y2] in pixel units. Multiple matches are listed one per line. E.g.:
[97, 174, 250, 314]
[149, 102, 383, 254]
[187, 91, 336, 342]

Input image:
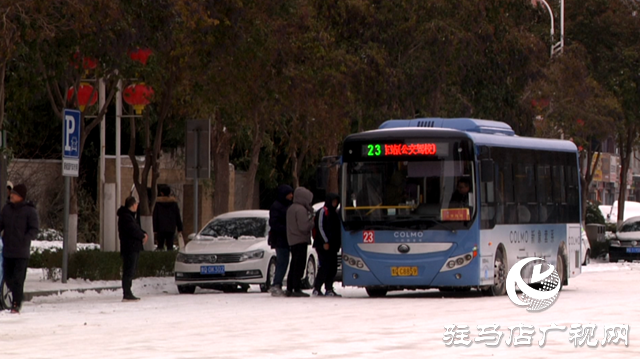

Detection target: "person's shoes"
[10, 302, 20, 313]
[122, 295, 141, 302]
[311, 289, 324, 297]
[325, 290, 342, 297]
[291, 290, 310, 297]
[270, 286, 286, 297]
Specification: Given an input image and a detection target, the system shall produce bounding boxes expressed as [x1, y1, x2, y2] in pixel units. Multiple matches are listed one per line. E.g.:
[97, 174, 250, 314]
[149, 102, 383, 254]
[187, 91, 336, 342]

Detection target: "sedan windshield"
[198, 217, 267, 240]
[620, 221, 640, 233]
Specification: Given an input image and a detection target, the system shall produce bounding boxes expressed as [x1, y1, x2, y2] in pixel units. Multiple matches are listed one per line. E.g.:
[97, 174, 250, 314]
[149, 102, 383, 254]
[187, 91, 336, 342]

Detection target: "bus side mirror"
[480, 159, 494, 182]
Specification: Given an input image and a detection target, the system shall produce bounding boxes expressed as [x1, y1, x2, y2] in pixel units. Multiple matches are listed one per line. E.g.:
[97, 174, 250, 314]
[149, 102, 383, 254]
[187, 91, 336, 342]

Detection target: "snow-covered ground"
[0, 261, 637, 358]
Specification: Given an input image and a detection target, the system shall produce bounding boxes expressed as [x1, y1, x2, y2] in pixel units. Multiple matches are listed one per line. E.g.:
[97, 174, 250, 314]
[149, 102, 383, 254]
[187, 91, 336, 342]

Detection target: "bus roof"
[379, 118, 516, 136]
[349, 118, 578, 153]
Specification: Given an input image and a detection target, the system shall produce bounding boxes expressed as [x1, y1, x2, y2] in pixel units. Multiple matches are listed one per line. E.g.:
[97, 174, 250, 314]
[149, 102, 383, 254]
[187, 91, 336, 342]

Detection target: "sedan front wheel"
[302, 257, 316, 290]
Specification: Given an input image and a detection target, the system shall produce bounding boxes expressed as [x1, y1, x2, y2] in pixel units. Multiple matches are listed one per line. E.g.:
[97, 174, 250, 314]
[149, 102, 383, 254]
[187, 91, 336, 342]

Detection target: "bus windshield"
[341, 138, 476, 231]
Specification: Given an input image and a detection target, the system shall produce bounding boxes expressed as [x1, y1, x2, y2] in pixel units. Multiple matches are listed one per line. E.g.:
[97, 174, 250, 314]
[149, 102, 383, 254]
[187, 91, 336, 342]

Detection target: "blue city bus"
[339, 118, 582, 297]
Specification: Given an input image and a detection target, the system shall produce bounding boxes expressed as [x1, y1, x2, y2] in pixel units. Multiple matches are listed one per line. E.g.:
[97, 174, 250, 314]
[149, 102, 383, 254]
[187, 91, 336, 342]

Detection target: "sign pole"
[185, 119, 210, 236]
[194, 129, 199, 234]
[62, 176, 69, 283]
[62, 109, 80, 283]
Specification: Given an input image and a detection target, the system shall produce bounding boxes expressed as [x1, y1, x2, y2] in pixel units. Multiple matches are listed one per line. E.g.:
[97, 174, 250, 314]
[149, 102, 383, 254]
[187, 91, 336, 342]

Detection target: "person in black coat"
[0, 184, 39, 313]
[449, 177, 472, 208]
[268, 184, 293, 296]
[153, 186, 183, 251]
[118, 196, 148, 301]
[312, 193, 342, 297]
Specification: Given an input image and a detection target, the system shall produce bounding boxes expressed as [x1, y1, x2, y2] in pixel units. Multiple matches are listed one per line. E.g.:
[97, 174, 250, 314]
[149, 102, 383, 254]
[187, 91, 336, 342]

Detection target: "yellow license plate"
[391, 266, 418, 276]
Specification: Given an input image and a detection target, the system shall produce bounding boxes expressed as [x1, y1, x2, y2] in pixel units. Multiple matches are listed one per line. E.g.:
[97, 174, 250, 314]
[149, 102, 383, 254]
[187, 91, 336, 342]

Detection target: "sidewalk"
[23, 268, 121, 301]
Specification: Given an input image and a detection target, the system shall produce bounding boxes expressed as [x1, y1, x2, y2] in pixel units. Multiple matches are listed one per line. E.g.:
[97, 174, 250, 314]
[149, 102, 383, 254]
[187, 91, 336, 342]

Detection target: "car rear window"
[198, 217, 267, 239]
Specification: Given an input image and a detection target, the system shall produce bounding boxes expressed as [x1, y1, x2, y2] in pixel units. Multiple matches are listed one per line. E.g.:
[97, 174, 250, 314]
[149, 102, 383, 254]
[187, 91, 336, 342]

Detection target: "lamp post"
[534, 0, 564, 57]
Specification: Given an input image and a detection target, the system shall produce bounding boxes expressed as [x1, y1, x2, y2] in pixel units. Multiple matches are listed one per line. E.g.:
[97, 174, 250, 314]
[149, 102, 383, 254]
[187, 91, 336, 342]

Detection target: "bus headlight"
[342, 254, 370, 271]
[441, 251, 475, 272]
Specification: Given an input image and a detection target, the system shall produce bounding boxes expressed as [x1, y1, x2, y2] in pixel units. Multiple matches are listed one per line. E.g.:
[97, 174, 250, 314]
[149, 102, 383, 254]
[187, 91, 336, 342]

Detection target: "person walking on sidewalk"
[0, 184, 39, 313]
[117, 196, 148, 302]
[312, 193, 342, 297]
[285, 187, 315, 297]
[153, 186, 183, 251]
[268, 184, 293, 297]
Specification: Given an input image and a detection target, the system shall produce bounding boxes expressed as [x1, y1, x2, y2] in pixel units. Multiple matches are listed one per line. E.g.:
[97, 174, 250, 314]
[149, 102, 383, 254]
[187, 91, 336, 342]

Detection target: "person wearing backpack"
[312, 193, 342, 297]
[285, 187, 315, 297]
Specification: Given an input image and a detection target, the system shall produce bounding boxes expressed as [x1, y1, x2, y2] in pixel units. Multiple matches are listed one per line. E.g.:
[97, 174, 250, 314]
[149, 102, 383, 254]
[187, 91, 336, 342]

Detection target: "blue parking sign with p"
[62, 109, 80, 177]
[63, 109, 80, 159]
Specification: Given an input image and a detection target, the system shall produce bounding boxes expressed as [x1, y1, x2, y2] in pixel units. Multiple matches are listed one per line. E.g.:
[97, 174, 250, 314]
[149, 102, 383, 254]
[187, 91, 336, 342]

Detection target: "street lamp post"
[535, 0, 564, 57]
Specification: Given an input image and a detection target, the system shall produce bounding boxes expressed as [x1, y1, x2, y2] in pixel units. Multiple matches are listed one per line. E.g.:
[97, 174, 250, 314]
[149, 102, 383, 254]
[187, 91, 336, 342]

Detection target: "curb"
[24, 286, 121, 302]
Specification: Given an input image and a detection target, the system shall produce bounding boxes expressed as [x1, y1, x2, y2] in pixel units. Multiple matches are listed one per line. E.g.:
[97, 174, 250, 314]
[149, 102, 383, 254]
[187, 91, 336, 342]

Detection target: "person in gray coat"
[285, 187, 315, 297]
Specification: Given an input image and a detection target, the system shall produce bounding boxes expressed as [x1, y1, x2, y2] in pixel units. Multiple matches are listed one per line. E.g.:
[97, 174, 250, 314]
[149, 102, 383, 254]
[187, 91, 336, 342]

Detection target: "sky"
[1, 249, 638, 359]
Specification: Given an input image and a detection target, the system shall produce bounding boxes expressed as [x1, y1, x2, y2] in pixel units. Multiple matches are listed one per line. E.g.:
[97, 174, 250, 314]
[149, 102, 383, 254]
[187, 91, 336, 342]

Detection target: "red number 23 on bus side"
[363, 231, 375, 243]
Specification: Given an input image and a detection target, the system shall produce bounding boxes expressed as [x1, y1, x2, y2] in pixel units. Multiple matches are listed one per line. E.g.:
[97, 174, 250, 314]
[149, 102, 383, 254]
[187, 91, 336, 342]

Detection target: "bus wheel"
[482, 246, 507, 296]
[365, 287, 388, 297]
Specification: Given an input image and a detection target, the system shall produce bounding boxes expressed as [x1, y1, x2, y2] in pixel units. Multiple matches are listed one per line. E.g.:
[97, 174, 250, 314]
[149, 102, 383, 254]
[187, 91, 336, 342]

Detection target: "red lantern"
[71, 52, 97, 73]
[128, 48, 152, 65]
[67, 83, 98, 111]
[123, 83, 154, 114]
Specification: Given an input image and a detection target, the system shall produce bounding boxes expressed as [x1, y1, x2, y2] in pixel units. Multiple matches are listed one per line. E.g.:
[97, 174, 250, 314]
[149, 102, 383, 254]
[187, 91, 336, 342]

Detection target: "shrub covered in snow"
[36, 228, 63, 242]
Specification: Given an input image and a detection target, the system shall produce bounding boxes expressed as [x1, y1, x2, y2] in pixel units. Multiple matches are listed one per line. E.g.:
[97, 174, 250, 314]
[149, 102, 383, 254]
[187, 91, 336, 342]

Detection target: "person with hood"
[268, 184, 293, 297]
[118, 196, 148, 301]
[285, 187, 315, 297]
[153, 186, 183, 251]
[0, 184, 39, 313]
[312, 193, 342, 297]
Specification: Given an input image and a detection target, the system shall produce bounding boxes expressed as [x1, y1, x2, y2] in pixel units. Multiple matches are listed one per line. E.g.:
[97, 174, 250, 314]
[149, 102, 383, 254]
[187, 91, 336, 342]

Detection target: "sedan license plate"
[391, 266, 418, 277]
[200, 265, 225, 275]
[626, 247, 640, 253]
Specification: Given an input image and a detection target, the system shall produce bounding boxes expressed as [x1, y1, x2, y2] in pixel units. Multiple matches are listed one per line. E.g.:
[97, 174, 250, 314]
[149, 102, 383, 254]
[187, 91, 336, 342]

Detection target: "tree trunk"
[291, 151, 299, 189]
[244, 120, 262, 210]
[581, 150, 601, 222]
[212, 121, 231, 216]
[617, 128, 636, 224]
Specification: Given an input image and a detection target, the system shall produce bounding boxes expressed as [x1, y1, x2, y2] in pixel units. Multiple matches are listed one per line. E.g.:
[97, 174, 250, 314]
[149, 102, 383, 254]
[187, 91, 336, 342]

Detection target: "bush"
[29, 249, 177, 281]
[585, 201, 605, 225]
[36, 229, 63, 241]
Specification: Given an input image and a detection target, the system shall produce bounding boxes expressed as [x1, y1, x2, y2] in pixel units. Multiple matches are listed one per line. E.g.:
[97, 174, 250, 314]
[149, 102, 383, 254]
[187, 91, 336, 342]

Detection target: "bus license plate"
[626, 247, 640, 253]
[391, 266, 418, 276]
[201, 265, 225, 275]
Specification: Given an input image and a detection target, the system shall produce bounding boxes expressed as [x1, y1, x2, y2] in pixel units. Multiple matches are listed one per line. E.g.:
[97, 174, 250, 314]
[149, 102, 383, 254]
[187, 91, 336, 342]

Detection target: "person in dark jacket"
[268, 184, 293, 297]
[0, 184, 39, 313]
[118, 196, 148, 301]
[286, 187, 315, 297]
[153, 186, 183, 251]
[449, 177, 471, 208]
[312, 193, 342, 297]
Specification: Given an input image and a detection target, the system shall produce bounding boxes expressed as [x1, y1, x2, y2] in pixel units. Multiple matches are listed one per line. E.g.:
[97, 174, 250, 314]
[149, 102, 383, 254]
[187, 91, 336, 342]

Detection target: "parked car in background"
[174, 209, 319, 294]
[609, 216, 640, 262]
[0, 240, 13, 309]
